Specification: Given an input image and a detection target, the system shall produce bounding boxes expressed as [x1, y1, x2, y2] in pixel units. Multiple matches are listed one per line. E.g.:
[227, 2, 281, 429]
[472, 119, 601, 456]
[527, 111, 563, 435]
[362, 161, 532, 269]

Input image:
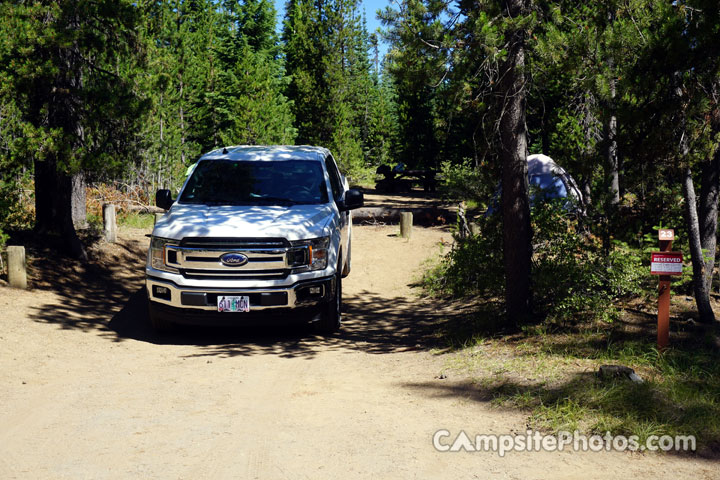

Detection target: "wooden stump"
[8, 246, 27, 289]
[400, 212, 413, 239]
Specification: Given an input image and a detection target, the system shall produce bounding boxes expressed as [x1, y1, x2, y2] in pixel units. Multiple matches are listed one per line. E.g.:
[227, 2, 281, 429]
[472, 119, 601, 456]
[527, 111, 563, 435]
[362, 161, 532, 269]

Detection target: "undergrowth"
[447, 329, 720, 452]
[423, 199, 647, 324]
[424, 198, 720, 453]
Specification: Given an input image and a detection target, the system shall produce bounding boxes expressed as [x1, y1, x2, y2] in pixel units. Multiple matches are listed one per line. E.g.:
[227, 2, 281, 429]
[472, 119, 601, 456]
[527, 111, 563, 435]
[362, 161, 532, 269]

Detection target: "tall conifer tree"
[0, 0, 147, 258]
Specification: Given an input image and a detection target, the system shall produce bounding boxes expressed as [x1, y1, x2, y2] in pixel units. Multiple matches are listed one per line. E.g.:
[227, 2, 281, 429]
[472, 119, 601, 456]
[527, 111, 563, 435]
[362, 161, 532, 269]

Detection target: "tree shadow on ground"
[26, 233, 475, 358]
[25, 232, 146, 334]
[401, 368, 720, 458]
[108, 287, 468, 359]
[397, 305, 720, 458]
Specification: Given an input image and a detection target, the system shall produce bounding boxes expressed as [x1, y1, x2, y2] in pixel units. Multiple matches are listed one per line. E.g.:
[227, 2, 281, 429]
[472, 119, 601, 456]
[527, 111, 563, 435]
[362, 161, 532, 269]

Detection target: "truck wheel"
[316, 267, 342, 334]
[148, 300, 174, 332]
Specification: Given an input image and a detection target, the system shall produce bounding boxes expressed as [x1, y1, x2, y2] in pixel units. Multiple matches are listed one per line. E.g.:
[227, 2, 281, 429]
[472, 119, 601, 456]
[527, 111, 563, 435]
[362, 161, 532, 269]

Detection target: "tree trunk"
[605, 74, 619, 205]
[34, 156, 88, 261]
[30, 8, 88, 261]
[582, 177, 592, 209]
[698, 150, 720, 308]
[605, 7, 620, 206]
[179, 79, 186, 166]
[682, 166, 715, 323]
[605, 112, 619, 205]
[71, 172, 87, 229]
[499, 0, 532, 325]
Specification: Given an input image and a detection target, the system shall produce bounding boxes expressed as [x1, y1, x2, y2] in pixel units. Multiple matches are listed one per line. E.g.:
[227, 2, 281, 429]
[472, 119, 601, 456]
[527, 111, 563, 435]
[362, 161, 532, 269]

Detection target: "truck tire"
[315, 265, 342, 334]
[148, 300, 174, 332]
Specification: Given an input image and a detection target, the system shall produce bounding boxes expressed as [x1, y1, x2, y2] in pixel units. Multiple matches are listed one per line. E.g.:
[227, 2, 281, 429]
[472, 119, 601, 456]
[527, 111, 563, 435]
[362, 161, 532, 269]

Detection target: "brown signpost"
[650, 229, 682, 351]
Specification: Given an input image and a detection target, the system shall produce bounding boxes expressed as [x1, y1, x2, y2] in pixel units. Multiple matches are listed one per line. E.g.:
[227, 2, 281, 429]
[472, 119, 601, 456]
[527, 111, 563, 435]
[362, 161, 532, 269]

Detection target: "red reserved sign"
[650, 252, 683, 276]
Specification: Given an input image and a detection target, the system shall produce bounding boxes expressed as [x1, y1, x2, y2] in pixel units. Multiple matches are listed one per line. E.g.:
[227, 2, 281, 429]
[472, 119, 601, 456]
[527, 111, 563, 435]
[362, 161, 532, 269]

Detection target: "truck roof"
[199, 145, 330, 162]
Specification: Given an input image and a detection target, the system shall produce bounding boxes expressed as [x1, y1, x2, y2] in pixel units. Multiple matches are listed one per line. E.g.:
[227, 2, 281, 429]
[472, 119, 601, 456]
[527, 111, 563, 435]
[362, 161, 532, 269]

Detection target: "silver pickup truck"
[145, 145, 363, 333]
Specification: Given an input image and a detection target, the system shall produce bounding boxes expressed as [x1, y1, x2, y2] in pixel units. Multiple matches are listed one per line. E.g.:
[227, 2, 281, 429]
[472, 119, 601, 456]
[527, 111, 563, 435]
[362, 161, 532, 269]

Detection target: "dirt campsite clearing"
[0, 191, 716, 479]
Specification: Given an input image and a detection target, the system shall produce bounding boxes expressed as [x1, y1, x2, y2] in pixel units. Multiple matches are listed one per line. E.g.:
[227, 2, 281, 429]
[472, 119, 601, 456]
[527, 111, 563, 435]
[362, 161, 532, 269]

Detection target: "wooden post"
[658, 277, 670, 351]
[400, 212, 413, 239]
[8, 246, 27, 289]
[657, 229, 674, 352]
[103, 203, 117, 243]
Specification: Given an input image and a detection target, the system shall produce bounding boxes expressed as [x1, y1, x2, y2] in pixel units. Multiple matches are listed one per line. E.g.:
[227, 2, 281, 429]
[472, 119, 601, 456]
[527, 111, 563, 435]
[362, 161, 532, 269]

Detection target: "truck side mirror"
[338, 189, 364, 212]
[156, 189, 174, 211]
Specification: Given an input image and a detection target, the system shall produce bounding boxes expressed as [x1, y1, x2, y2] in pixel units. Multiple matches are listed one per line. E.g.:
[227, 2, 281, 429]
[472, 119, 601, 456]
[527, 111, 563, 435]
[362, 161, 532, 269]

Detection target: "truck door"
[324, 154, 349, 261]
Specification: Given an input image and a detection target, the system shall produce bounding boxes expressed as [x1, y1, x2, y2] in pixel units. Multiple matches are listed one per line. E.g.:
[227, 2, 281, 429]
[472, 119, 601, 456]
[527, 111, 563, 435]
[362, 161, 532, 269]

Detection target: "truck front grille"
[179, 269, 289, 280]
[167, 237, 292, 280]
[179, 237, 289, 248]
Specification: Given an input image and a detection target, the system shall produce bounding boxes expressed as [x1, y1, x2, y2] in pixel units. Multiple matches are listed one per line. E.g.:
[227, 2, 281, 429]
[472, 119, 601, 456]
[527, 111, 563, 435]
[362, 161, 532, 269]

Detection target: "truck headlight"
[148, 236, 179, 273]
[288, 236, 330, 272]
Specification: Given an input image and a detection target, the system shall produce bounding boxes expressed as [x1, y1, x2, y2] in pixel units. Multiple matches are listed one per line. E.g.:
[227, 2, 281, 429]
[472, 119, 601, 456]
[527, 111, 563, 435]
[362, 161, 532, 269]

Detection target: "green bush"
[0, 172, 34, 232]
[0, 227, 8, 250]
[423, 199, 646, 324]
[438, 159, 493, 205]
[423, 212, 504, 298]
[531, 200, 645, 323]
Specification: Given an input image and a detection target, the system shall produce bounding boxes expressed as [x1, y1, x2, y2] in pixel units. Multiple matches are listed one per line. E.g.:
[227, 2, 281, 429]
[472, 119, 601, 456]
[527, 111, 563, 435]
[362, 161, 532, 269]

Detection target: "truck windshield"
[178, 159, 330, 206]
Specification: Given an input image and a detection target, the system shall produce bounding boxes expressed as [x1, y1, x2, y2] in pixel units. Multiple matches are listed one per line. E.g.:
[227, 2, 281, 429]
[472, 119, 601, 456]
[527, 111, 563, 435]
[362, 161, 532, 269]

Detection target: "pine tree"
[283, 0, 388, 177]
[379, 0, 446, 170]
[0, 72, 30, 240]
[235, 0, 281, 57]
[0, 0, 147, 258]
[365, 68, 399, 166]
[628, 0, 720, 323]
[215, 0, 296, 145]
[381, 0, 536, 322]
[283, 0, 332, 145]
[135, 0, 212, 192]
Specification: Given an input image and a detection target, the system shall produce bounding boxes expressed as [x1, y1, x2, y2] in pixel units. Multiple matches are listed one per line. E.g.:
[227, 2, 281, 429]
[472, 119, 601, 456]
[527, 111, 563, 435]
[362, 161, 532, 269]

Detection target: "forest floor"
[0, 190, 718, 479]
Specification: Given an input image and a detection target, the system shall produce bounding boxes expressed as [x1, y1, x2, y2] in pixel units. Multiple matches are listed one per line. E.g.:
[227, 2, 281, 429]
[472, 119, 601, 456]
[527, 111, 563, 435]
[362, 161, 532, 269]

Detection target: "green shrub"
[438, 159, 494, 205]
[531, 200, 645, 323]
[0, 172, 34, 232]
[423, 199, 646, 324]
[423, 212, 504, 298]
[0, 227, 7, 276]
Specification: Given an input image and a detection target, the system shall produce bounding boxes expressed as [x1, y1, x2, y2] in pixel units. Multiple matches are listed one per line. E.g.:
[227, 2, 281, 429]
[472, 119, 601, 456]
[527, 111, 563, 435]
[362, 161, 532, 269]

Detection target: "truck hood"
[152, 203, 335, 241]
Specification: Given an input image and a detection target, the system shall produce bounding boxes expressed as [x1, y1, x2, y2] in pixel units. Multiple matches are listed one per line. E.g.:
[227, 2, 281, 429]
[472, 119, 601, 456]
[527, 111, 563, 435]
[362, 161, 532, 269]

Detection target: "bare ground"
[0, 212, 718, 479]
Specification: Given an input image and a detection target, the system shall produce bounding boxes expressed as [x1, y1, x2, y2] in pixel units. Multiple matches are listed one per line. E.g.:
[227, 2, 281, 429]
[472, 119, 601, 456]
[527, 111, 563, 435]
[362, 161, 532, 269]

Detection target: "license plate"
[217, 296, 250, 312]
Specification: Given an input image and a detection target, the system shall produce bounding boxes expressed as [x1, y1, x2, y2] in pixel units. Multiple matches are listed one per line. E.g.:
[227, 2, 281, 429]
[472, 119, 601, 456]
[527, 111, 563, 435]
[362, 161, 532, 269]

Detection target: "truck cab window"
[325, 155, 343, 200]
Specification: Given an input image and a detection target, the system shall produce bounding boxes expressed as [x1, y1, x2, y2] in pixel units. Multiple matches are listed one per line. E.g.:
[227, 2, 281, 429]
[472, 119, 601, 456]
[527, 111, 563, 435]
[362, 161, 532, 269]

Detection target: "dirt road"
[0, 222, 717, 479]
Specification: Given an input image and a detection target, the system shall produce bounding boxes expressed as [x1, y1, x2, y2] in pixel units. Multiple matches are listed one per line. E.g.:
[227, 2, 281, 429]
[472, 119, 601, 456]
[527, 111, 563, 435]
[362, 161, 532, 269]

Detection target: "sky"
[273, 0, 392, 58]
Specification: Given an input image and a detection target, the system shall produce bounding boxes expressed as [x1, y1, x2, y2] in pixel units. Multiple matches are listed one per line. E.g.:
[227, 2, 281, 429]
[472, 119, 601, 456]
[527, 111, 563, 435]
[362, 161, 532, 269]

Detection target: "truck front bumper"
[146, 274, 335, 312]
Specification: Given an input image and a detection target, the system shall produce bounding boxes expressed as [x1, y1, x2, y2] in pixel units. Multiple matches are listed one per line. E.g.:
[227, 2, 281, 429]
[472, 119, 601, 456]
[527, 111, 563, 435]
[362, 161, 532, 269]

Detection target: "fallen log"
[352, 207, 454, 226]
[121, 204, 165, 214]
